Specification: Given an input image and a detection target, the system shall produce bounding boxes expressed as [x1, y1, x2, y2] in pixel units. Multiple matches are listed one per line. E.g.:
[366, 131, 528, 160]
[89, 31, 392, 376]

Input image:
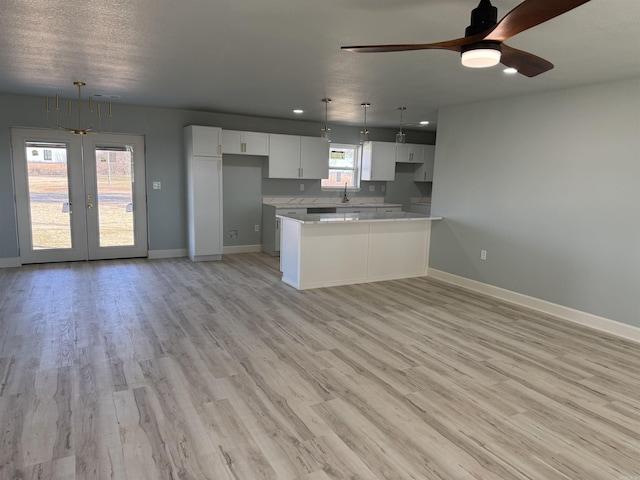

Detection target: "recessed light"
[419, 121, 430, 125]
[503, 68, 518, 74]
[293, 109, 304, 114]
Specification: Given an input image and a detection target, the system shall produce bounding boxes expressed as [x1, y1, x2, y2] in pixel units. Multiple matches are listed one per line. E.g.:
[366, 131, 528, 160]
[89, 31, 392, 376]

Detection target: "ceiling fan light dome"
[461, 42, 502, 68]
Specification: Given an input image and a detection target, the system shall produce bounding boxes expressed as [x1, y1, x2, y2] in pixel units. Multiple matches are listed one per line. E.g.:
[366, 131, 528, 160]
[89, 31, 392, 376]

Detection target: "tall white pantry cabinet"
[185, 125, 223, 261]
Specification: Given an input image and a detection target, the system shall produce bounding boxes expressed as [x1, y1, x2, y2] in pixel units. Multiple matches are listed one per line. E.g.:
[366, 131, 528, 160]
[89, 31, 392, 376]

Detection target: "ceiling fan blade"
[342, 36, 481, 53]
[485, 0, 591, 43]
[500, 44, 553, 77]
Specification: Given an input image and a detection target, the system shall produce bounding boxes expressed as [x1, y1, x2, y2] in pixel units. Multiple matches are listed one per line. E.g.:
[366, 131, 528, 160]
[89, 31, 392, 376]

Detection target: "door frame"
[11, 127, 148, 264]
[83, 133, 148, 260]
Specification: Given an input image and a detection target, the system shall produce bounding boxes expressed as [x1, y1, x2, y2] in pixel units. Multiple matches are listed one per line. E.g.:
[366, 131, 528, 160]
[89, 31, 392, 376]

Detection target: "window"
[321, 144, 360, 189]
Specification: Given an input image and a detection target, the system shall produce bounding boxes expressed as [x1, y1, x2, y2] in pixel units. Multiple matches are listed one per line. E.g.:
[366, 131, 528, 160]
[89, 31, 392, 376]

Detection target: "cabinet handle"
[218, 159, 222, 171]
[218, 144, 222, 155]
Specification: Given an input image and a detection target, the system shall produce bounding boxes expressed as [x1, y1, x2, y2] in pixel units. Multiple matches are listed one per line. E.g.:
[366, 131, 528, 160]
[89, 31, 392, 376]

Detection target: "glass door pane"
[84, 133, 147, 260]
[12, 128, 87, 264]
[94, 146, 134, 247]
[25, 142, 72, 249]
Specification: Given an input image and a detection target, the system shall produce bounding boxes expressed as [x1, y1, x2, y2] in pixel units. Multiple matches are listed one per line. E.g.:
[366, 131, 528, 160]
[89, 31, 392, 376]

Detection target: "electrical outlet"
[152, 181, 161, 190]
[480, 249, 487, 261]
[369, 185, 375, 192]
[300, 183, 305, 191]
[254, 224, 260, 232]
[228, 230, 238, 239]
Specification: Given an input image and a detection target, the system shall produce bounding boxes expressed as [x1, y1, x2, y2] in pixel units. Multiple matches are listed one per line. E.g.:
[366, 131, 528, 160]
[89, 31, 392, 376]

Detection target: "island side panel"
[280, 217, 302, 288]
[299, 223, 370, 289]
[367, 220, 430, 281]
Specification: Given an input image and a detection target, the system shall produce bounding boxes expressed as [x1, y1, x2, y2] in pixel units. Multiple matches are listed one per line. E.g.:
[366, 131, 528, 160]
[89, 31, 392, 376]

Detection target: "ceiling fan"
[342, 0, 591, 77]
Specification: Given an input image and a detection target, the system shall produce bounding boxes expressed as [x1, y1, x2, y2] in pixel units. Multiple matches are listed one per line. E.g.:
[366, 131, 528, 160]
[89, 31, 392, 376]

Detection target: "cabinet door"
[300, 136, 329, 179]
[243, 132, 270, 156]
[376, 206, 402, 213]
[190, 126, 222, 157]
[362, 142, 396, 181]
[191, 156, 222, 256]
[221, 130, 243, 154]
[413, 145, 435, 181]
[395, 144, 411, 163]
[408, 144, 425, 163]
[268, 134, 301, 178]
[338, 207, 376, 214]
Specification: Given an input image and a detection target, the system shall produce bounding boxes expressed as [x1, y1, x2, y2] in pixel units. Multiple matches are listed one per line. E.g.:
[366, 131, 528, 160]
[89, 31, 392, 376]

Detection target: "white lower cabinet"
[185, 126, 223, 261]
[376, 206, 402, 213]
[262, 205, 307, 256]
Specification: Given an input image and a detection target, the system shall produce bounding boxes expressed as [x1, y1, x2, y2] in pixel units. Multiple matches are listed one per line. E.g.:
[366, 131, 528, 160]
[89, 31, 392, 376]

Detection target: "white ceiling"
[0, 0, 638, 131]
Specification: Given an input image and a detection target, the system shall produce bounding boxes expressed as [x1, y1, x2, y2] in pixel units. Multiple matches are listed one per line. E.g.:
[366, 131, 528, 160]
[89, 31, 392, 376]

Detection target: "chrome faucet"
[342, 183, 349, 203]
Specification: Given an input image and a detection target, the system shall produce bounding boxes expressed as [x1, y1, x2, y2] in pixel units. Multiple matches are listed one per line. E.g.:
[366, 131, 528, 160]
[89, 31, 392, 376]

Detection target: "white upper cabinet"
[267, 134, 329, 179]
[222, 130, 269, 156]
[361, 141, 396, 181]
[300, 136, 330, 179]
[186, 125, 222, 157]
[396, 143, 425, 163]
[413, 145, 435, 182]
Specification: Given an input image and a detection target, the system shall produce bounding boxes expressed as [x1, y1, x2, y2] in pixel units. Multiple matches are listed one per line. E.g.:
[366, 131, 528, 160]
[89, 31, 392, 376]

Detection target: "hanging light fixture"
[45, 81, 113, 135]
[360, 103, 370, 144]
[396, 107, 406, 144]
[320, 98, 332, 142]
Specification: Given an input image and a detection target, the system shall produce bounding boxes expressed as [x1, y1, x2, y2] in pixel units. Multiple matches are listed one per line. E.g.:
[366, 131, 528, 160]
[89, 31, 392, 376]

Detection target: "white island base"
[278, 213, 438, 290]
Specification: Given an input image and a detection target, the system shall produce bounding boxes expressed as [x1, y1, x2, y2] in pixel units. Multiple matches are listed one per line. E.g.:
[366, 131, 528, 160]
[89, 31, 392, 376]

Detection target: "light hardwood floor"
[0, 253, 638, 480]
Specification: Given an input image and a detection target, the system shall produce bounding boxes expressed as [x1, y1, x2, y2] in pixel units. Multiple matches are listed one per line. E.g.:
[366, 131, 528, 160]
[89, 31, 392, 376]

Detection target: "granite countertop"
[277, 212, 442, 224]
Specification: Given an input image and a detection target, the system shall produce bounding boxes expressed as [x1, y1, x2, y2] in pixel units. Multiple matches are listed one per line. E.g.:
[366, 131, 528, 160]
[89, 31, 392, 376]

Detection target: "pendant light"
[360, 103, 370, 144]
[396, 107, 406, 144]
[320, 98, 331, 142]
[45, 81, 113, 135]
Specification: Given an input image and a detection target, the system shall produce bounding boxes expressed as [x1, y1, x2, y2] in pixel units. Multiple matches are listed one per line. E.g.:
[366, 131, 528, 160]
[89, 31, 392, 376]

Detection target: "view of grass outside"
[95, 149, 134, 247]
[26, 145, 134, 250]
[27, 161, 73, 249]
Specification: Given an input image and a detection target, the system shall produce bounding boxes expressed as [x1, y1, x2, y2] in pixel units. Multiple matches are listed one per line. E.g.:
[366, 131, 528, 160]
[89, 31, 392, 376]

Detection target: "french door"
[12, 128, 147, 264]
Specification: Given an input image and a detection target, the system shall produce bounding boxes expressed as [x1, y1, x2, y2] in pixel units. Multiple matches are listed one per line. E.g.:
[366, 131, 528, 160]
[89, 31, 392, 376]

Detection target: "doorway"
[11, 128, 147, 264]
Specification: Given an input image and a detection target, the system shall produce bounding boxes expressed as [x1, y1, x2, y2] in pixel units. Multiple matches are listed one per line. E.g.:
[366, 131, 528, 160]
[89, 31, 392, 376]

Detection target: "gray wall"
[0, 92, 435, 258]
[430, 77, 640, 328]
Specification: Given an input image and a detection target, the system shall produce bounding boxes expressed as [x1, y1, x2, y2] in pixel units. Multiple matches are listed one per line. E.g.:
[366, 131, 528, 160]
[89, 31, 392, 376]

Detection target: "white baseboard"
[0, 257, 21, 268]
[428, 268, 640, 344]
[148, 249, 187, 260]
[223, 244, 262, 254]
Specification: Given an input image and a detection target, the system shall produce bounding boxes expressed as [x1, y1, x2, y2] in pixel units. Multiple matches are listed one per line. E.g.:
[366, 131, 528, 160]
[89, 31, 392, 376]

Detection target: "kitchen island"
[278, 211, 442, 290]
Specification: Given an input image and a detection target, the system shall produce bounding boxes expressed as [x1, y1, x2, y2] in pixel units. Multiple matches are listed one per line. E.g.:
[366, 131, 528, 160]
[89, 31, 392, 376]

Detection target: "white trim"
[428, 268, 640, 345]
[223, 244, 262, 254]
[148, 249, 187, 259]
[0, 257, 21, 268]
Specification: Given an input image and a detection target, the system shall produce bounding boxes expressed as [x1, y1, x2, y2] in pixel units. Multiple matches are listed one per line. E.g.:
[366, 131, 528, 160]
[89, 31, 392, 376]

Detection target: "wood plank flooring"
[0, 253, 638, 479]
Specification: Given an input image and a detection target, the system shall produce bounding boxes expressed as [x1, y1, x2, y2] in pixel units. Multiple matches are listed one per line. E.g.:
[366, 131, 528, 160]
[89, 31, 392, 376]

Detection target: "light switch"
[152, 181, 161, 190]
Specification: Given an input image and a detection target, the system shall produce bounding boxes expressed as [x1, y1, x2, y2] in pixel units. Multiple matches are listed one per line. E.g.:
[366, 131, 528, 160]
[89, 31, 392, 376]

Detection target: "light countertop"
[277, 212, 442, 224]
